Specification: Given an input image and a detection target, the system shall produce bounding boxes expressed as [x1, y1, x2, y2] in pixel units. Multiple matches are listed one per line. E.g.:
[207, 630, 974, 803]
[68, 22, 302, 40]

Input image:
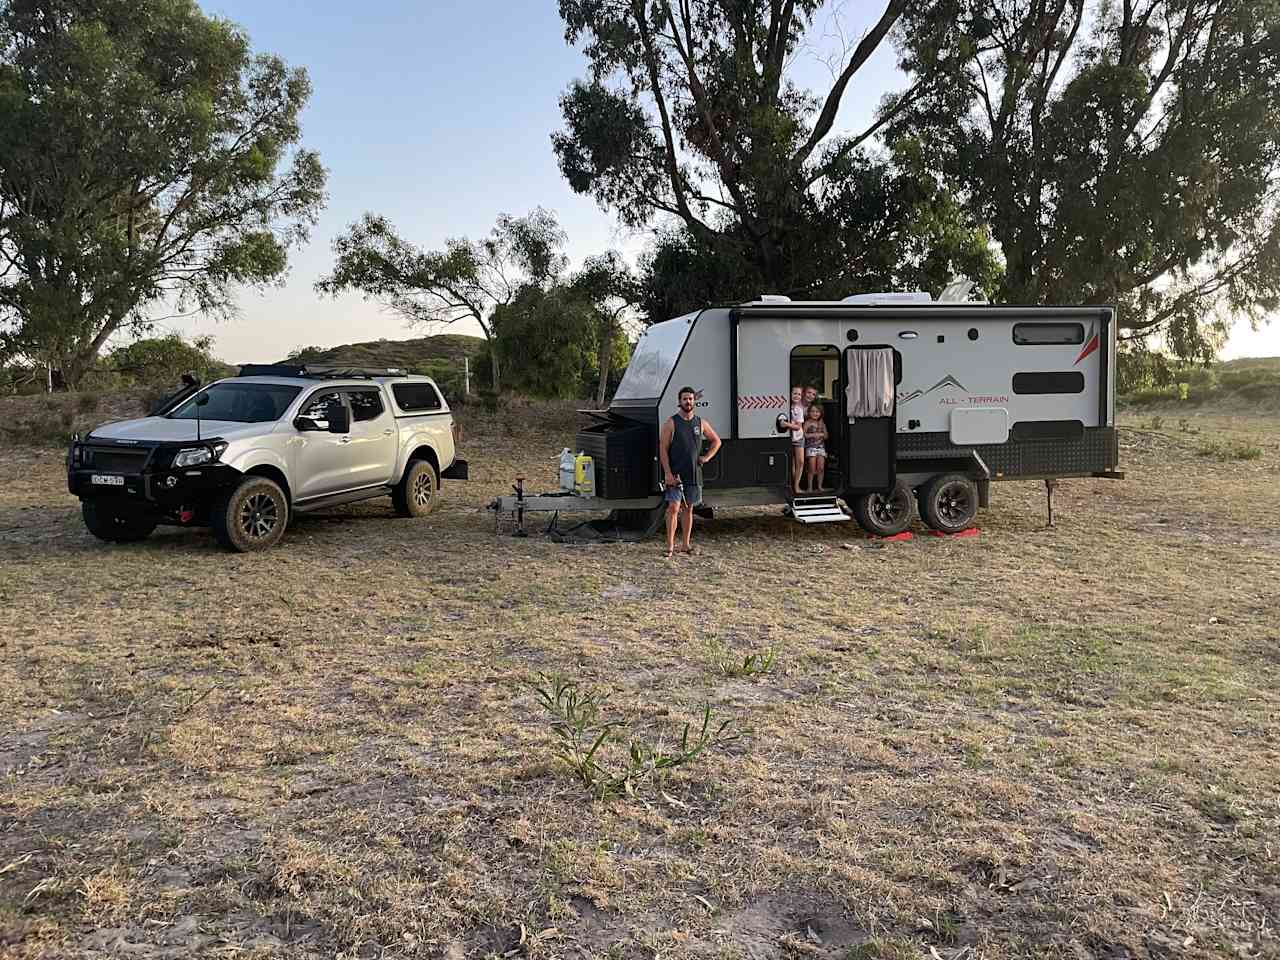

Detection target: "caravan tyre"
[853, 480, 913, 536]
[920, 473, 978, 534]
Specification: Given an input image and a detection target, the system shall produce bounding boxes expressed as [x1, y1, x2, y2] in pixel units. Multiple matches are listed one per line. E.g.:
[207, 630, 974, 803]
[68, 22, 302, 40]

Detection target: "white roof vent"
[755, 294, 792, 303]
[841, 291, 934, 305]
[938, 278, 987, 303]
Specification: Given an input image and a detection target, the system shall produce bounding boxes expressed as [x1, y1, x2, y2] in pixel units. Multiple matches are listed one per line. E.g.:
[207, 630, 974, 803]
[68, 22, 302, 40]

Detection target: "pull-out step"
[790, 494, 851, 524]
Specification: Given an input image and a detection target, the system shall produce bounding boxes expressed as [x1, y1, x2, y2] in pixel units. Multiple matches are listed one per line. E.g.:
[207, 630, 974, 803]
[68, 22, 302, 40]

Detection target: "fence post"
[464, 356, 470, 396]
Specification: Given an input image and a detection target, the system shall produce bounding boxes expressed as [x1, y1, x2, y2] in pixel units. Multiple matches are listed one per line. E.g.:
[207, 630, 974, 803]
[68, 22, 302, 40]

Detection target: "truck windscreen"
[167, 383, 302, 423]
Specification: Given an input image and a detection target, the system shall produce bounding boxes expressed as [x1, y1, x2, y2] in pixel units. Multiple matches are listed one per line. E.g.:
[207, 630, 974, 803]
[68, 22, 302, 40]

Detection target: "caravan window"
[1013, 322, 1085, 345]
[1013, 372, 1085, 394]
[790, 345, 839, 399]
[614, 313, 695, 400]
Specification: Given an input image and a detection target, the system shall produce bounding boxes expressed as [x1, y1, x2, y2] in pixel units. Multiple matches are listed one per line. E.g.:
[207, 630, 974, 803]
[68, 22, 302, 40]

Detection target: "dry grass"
[0, 405, 1277, 959]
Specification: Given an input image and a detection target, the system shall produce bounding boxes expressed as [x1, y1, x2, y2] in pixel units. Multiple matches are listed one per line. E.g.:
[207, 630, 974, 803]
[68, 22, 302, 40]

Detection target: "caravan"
[495, 293, 1122, 536]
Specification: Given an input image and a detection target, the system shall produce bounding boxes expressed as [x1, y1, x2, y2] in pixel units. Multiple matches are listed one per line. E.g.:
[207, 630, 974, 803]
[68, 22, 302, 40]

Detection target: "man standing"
[659, 386, 721, 558]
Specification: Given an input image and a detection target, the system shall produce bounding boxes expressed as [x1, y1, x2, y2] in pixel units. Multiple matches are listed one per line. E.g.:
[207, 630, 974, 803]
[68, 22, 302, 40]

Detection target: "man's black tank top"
[669, 414, 702, 484]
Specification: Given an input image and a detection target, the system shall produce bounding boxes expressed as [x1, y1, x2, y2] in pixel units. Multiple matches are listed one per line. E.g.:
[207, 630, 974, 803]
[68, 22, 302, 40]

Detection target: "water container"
[574, 452, 595, 498]
[558, 448, 575, 491]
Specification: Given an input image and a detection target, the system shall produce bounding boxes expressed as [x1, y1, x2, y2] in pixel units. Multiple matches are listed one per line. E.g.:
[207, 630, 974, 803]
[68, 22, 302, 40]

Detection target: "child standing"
[784, 387, 805, 494]
[803, 403, 829, 492]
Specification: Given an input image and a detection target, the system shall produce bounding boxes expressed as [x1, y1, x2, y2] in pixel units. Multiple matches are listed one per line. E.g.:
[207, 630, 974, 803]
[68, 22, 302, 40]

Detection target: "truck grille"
[84, 447, 149, 473]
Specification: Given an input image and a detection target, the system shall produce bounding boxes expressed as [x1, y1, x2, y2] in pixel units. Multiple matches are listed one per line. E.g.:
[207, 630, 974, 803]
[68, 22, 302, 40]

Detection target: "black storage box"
[574, 418, 656, 500]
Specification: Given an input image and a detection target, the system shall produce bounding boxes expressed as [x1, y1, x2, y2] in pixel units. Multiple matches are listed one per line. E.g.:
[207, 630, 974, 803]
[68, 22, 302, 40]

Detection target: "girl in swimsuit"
[784, 386, 806, 494]
[803, 403, 828, 492]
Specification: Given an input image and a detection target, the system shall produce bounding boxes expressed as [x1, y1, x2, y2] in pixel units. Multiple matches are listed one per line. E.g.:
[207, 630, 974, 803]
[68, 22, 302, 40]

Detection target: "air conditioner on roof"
[841, 292, 934, 305]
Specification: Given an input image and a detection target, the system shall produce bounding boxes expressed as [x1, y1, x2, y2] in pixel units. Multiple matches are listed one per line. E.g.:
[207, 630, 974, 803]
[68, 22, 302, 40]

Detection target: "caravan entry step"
[790, 494, 851, 525]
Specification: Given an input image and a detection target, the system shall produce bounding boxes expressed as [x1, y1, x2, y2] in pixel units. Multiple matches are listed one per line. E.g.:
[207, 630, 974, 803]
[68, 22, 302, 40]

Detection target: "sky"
[169, 0, 1277, 363]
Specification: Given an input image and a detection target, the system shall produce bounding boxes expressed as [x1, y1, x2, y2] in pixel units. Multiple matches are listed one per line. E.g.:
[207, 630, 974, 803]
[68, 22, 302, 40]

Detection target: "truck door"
[343, 387, 398, 488]
[844, 346, 896, 492]
[292, 390, 356, 499]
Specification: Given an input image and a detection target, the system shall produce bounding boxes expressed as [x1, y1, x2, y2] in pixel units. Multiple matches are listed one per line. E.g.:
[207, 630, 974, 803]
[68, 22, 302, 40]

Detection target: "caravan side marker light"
[899, 330, 918, 339]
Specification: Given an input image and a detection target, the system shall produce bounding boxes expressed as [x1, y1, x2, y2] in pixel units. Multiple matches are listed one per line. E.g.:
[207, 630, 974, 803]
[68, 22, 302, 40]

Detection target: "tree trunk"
[595, 332, 611, 408]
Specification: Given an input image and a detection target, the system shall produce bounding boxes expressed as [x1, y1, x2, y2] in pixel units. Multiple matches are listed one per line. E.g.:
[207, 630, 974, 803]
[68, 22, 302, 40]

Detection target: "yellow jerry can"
[574, 452, 595, 498]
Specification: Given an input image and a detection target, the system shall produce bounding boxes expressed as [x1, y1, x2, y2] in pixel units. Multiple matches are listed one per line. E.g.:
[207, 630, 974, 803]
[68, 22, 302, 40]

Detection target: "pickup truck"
[66, 364, 467, 552]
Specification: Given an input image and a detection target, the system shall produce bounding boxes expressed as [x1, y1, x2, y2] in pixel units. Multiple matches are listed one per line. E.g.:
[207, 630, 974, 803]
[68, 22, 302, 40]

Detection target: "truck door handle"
[383, 429, 393, 436]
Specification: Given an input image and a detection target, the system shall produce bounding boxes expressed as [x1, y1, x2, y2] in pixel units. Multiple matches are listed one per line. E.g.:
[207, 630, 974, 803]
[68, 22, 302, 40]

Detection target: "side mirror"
[195, 393, 209, 407]
[327, 404, 350, 434]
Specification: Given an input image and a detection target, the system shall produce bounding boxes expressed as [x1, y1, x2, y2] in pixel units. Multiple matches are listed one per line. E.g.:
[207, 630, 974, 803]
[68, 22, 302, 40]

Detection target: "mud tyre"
[393, 459, 438, 517]
[82, 501, 157, 543]
[212, 476, 289, 552]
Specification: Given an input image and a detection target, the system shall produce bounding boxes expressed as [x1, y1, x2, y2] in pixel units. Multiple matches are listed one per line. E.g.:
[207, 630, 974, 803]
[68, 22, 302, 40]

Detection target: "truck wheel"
[393, 459, 438, 517]
[82, 501, 157, 543]
[212, 476, 289, 552]
[919, 473, 979, 534]
[853, 479, 913, 536]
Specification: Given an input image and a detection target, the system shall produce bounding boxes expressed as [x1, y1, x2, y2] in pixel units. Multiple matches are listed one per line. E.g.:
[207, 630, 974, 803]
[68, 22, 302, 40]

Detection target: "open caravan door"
[844, 347, 896, 492]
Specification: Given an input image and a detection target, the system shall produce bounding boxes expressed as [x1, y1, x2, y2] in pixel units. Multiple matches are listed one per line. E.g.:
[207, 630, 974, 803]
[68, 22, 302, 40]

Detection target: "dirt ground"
[1, 405, 1278, 959]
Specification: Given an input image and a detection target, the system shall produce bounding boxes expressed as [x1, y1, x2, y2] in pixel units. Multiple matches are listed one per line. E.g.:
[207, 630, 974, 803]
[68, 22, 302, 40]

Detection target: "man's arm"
[698, 421, 722, 464]
[658, 418, 676, 485]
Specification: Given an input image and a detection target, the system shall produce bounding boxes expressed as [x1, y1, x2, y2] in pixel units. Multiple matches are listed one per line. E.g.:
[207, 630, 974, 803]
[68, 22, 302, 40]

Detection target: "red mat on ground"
[929, 527, 980, 538]
[869, 531, 913, 542]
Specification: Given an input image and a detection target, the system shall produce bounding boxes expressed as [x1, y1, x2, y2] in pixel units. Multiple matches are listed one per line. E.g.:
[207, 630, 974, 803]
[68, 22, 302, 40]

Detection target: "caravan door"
[844, 347, 896, 492]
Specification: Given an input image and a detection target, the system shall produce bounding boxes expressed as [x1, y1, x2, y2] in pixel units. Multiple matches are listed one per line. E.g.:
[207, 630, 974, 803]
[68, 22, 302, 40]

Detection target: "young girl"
[784, 386, 806, 494]
[803, 403, 829, 491]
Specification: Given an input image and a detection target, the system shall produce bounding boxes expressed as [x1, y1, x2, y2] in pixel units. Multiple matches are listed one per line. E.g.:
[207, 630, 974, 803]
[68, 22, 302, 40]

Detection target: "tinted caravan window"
[614, 313, 695, 400]
[1013, 323, 1085, 345]
[1013, 372, 1085, 394]
[392, 383, 443, 411]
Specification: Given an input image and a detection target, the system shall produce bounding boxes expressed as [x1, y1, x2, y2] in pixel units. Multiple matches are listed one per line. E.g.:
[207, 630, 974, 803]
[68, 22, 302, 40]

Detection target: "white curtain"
[845, 348, 894, 419]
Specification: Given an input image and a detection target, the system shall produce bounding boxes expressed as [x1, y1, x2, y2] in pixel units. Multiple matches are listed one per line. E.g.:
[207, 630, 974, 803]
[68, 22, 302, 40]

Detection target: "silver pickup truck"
[66, 364, 467, 551]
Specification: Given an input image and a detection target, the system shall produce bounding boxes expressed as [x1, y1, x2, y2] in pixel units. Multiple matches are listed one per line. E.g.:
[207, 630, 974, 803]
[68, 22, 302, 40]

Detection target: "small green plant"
[1148, 415, 1164, 430]
[707, 640, 777, 679]
[527, 672, 744, 799]
[1196, 439, 1263, 461]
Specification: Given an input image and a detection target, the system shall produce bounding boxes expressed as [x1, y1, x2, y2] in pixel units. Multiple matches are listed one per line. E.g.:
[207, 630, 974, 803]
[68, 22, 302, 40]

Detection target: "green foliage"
[1195, 439, 1263, 461]
[554, 1, 999, 307]
[0, 0, 326, 387]
[492, 286, 598, 399]
[891, 0, 1280, 360]
[705, 640, 777, 680]
[527, 672, 744, 800]
[317, 209, 567, 393]
[97, 335, 234, 388]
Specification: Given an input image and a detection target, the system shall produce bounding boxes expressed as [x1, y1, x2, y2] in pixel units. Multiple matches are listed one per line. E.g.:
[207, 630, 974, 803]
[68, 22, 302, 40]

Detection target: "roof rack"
[236, 363, 409, 380]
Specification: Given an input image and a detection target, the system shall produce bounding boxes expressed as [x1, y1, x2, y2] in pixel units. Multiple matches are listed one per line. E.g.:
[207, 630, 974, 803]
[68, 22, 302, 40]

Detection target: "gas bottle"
[558, 448, 575, 491]
[574, 452, 595, 498]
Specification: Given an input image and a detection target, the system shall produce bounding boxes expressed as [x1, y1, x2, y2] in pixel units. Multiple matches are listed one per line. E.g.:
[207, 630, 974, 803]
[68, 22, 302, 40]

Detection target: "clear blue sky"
[171, 0, 1275, 362]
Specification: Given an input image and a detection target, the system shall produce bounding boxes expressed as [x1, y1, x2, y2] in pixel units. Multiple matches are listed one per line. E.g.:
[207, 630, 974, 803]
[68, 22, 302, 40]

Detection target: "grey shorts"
[664, 483, 702, 507]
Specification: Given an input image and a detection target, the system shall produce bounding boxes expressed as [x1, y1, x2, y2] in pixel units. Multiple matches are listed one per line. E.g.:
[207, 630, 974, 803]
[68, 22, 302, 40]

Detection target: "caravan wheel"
[853, 480, 913, 536]
[920, 473, 978, 534]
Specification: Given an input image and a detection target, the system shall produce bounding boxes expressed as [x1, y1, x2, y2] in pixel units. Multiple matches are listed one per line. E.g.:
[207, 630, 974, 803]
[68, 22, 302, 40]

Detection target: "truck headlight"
[173, 442, 227, 468]
[173, 447, 212, 467]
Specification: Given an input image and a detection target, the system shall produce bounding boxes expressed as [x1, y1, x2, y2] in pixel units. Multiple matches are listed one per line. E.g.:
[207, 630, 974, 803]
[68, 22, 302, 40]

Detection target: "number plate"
[91, 474, 125, 486]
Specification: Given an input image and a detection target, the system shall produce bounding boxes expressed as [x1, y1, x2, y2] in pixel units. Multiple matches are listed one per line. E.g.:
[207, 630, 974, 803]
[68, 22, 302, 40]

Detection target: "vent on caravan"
[937, 278, 987, 303]
[755, 294, 792, 303]
[841, 292, 933, 305]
